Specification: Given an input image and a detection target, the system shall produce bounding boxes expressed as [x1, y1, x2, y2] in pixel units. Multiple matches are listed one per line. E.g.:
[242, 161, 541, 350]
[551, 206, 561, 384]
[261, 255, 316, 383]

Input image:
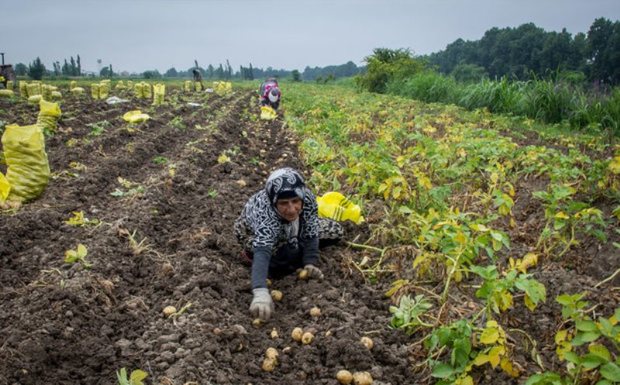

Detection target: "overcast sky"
[3, 0, 619, 74]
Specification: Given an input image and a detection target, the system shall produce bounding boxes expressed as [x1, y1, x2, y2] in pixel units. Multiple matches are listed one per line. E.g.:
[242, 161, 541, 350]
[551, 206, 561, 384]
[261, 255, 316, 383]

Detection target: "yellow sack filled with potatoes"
[123, 110, 150, 124]
[316, 191, 364, 224]
[184, 80, 192, 92]
[37, 99, 62, 135]
[152, 83, 165, 106]
[260, 105, 277, 120]
[1, 124, 50, 203]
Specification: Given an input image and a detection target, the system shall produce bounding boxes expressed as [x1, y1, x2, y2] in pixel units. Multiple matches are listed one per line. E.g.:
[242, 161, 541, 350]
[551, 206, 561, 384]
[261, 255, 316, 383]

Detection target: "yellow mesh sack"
[123, 110, 150, 123]
[195, 81, 203, 92]
[0, 172, 10, 202]
[19, 81, 28, 97]
[6, 80, 13, 90]
[0, 90, 14, 98]
[2, 124, 50, 202]
[28, 95, 42, 104]
[142, 83, 152, 98]
[316, 191, 364, 224]
[99, 82, 110, 99]
[70, 80, 77, 90]
[260, 106, 277, 120]
[91, 83, 101, 99]
[37, 100, 62, 135]
[152, 84, 165, 106]
[27, 82, 42, 96]
[71, 87, 85, 96]
[184, 81, 192, 92]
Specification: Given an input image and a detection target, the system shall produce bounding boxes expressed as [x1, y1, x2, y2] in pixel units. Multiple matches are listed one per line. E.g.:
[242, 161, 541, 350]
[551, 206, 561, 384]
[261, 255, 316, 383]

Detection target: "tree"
[356, 48, 426, 93]
[587, 17, 620, 85]
[165, 67, 178, 77]
[248, 63, 254, 80]
[28, 57, 46, 80]
[291, 69, 301, 82]
[77, 55, 81, 76]
[100, 66, 111, 77]
[143, 70, 161, 79]
[14, 63, 27, 76]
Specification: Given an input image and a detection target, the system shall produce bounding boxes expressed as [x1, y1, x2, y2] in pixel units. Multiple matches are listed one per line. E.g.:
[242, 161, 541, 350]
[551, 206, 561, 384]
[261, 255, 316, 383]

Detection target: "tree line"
[16, 56, 363, 82]
[426, 17, 620, 86]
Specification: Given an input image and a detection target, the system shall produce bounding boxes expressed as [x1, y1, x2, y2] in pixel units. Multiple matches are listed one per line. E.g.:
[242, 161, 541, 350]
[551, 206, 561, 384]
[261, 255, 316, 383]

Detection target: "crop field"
[0, 81, 619, 385]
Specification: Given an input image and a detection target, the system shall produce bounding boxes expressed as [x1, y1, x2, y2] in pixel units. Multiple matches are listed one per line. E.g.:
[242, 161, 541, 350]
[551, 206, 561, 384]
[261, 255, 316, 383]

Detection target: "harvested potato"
[291, 327, 303, 342]
[271, 290, 283, 302]
[262, 357, 276, 372]
[298, 269, 309, 280]
[270, 328, 279, 339]
[252, 318, 263, 328]
[310, 306, 321, 317]
[336, 369, 353, 385]
[265, 347, 279, 359]
[353, 371, 373, 385]
[301, 332, 314, 345]
[360, 336, 374, 350]
[163, 306, 176, 317]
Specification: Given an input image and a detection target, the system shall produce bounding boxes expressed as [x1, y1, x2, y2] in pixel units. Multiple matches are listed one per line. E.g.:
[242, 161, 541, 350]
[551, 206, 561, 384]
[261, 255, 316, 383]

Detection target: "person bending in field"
[258, 78, 281, 110]
[192, 68, 204, 89]
[234, 167, 343, 321]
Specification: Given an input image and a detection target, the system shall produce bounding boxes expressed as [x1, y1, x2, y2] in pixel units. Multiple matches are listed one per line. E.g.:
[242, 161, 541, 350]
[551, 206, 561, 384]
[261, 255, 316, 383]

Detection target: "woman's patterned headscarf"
[265, 168, 306, 206]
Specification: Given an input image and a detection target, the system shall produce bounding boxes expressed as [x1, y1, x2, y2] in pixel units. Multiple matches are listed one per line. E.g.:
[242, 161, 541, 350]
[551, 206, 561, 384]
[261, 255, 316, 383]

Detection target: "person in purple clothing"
[234, 168, 343, 320]
[259, 78, 281, 110]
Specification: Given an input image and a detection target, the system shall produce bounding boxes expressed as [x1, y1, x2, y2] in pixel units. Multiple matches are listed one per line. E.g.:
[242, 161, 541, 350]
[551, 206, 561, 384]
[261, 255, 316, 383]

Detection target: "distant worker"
[259, 77, 281, 110]
[234, 167, 344, 321]
[192, 68, 204, 89]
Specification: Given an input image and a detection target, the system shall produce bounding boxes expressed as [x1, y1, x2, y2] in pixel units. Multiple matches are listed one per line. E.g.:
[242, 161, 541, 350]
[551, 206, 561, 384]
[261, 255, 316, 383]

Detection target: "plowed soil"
[0, 86, 617, 385]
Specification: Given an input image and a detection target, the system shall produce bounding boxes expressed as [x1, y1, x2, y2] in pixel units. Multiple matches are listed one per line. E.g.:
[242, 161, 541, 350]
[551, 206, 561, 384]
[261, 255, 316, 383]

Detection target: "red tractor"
[0, 53, 16, 89]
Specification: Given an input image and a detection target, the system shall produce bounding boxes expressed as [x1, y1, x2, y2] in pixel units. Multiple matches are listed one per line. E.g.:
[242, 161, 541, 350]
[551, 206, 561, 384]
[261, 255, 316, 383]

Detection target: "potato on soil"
[353, 371, 373, 385]
[271, 290, 283, 301]
[336, 369, 353, 385]
[163, 306, 176, 317]
[265, 347, 279, 359]
[360, 336, 374, 350]
[270, 328, 279, 339]
[298, 269, 309, 280]
[262, 357, 276, 372]
[252, 318, 263, 327]
[301, 332, 314, 345]
[291, 327, 303, 342]
[309, 306, 321, 317]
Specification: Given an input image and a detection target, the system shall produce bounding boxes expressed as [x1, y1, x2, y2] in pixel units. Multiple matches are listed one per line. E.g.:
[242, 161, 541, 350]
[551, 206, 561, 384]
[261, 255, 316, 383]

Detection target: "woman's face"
[275, 197, 303, 222]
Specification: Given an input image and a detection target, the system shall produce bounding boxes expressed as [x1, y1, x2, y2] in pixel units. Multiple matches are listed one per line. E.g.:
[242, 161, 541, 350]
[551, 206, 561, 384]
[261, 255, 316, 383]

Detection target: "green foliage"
[471, 256, 546, 315]
[116, 368, 148, 385]
[291, 69, 301, 82]
[451, 63, 488, 83]
[86, 120, 111, 136]
[152, 156, 168, 165]
[64, 244, 91, 269]
[389, 294, 433, 334]
[526, 293, 620, 385]
[356, 48, 427, 93]
[533, 184, 606, 258]
[387, 71, 459, 104]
